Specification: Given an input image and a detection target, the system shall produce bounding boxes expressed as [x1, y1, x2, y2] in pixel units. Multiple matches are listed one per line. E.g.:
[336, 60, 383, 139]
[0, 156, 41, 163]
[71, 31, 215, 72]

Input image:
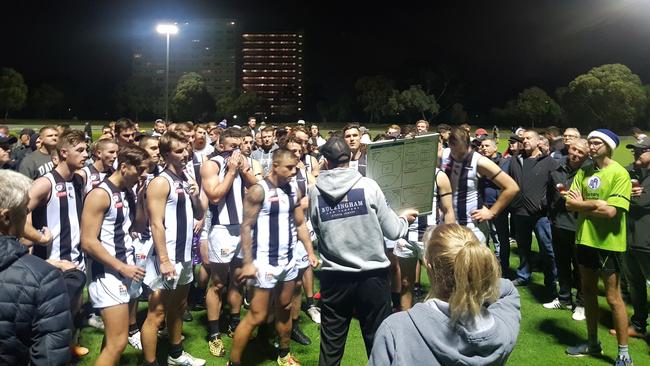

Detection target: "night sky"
[3, 0, 650, 120]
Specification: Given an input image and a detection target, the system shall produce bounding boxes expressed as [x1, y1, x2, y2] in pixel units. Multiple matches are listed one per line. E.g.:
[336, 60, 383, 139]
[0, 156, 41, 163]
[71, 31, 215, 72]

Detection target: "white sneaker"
[542, 298, 567, 309]
[572, 306, 586, 321]
[168, 350, 206, 366]
[306, 305, 321, 324]
[128, 331, 142, 350]
[87, 313, 105, 330]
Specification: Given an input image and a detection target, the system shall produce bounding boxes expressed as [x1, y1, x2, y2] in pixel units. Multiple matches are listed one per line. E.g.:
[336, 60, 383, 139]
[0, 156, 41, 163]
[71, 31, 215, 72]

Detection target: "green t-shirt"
[569, 160, 631, 252]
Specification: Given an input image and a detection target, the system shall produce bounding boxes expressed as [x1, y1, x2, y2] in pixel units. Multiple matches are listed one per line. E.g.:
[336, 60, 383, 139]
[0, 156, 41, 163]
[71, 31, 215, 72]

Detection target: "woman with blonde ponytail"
[368, 224, 521, 366]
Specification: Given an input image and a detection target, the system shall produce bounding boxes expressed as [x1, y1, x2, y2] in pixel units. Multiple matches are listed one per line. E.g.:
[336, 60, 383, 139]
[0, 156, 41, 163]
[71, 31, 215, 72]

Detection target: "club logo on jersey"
[113, 193, 123, 208]
[174, 181, 184, 195]
[90, 174, 99, 181]
[182, 181, 191, 194]
[318, 188, 368, 222]
[302, 255, 309, 262]
[55, 183, 67, 197]
[588, 176, 601, 190]
[265, 272, 274, 281]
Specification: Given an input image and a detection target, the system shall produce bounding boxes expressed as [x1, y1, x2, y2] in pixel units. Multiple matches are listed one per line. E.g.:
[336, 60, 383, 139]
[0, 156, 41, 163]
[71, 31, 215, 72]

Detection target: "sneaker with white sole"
[306, 305, 321, 324]
[572, 306, 586, 321]
[168, 350, 206, 366]
[128, 331, 142, 350]
[87, 313, 105, 330]
[543, 298, 568, 310]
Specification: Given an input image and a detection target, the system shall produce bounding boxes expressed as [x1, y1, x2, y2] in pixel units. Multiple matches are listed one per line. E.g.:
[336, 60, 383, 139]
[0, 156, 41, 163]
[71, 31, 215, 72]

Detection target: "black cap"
[626, 138, 650, 150]
[508, 134, 523, 143]
[19, 128, 35, 137]
[320, 137, 351, 164]
[0, 135, 17, 145]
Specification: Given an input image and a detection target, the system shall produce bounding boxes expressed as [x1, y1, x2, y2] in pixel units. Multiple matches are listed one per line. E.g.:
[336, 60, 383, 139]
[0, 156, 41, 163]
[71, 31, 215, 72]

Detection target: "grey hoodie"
[309, 167, 409, 272]
[367, 279, 521, 366]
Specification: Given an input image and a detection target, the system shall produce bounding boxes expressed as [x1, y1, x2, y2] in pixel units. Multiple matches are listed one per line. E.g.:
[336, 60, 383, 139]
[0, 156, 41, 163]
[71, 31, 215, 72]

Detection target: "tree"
[515, 87, 562, 128]
[0, 68, 28, 119]
[215, 91, 267, 120]
[171, 72, 214, 121]
[557, 63, 647, 131]
[387, 85, 439, 122]
[113, 77, 157, 121]
[31, 84, 64, 118]
[316, 94, 353, 123]
[355, 76, 395, 123]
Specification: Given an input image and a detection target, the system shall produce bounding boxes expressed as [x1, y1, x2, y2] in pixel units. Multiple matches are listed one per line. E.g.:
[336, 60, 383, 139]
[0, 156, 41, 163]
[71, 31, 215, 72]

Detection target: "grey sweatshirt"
[368, 279, 521, 366]
[309, 167, 409, 272]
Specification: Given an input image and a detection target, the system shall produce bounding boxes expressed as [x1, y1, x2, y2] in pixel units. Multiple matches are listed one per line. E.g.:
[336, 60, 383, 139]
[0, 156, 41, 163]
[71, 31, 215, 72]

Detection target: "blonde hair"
[424, 224, 501, 323]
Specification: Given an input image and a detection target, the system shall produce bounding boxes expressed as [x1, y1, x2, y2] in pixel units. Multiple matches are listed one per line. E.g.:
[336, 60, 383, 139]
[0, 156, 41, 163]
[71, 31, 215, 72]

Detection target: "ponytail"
[448, 240, 501, 323]
[423, 224, 501, 324]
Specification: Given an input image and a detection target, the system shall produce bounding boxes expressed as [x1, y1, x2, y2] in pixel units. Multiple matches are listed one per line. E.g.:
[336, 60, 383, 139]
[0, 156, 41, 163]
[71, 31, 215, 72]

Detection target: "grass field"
[6, 119, 648, 365]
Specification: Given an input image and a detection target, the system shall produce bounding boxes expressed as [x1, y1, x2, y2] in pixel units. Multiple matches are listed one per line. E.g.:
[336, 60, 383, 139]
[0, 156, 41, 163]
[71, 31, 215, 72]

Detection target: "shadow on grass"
[538, 318, 616, 364]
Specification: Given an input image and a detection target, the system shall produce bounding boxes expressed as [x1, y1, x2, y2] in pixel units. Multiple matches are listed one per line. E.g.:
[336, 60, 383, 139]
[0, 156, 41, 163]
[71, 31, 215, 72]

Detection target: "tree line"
[2, 63, 650, 131]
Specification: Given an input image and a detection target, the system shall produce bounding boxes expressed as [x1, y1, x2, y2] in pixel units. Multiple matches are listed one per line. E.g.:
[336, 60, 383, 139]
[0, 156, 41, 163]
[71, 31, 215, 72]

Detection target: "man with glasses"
[552, 128, 581, 161]
[565, 129, 633, 366]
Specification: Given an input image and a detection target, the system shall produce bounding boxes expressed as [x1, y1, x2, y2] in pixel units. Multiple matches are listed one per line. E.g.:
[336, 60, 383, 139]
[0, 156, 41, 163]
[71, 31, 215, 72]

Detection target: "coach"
[309, 137, 418, 366]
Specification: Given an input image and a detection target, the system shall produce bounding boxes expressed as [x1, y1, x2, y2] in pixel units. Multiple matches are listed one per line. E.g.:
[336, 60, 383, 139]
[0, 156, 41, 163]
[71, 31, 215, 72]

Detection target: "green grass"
[8, 118, 644, 365]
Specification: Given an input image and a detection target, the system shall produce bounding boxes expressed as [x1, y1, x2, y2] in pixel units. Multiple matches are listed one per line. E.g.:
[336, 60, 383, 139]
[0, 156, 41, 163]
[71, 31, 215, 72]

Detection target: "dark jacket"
[627, 166, 650, 252]
[508, 153, 558, 217]
[0, 235, 72, 365]
[479, 153, 510, 208]
[548, 160, 591, 231]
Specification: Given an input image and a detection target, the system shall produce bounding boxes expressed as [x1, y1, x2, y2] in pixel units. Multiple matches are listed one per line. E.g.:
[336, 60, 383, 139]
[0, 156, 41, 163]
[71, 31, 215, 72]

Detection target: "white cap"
[297, 119, 306, 125]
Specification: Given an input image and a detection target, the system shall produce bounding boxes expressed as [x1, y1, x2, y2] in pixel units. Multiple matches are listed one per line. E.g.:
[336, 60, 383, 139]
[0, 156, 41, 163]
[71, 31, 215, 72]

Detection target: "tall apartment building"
[132, 19, 239, 106]
[241, 33, 304, 118]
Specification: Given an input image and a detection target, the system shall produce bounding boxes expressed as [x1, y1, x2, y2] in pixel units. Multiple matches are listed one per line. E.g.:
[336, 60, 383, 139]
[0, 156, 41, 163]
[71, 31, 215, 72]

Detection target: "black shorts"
[576, 245, 621, 274]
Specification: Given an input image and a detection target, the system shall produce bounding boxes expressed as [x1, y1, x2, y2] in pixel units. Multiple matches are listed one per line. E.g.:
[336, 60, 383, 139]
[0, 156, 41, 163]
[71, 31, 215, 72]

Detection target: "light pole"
[156, 23, 178, 123]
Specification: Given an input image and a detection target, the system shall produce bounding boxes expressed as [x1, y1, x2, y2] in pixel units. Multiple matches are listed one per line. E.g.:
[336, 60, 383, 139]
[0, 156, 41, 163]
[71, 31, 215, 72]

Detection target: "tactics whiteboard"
[366, 133, 438, 214]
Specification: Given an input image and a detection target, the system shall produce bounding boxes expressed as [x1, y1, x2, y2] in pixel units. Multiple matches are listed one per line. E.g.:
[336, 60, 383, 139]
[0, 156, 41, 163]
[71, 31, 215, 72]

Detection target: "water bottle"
[128, 238, 153, 297]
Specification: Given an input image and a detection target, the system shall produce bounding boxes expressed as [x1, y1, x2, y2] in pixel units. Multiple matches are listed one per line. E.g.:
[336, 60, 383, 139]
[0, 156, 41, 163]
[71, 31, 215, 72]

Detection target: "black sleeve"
[30, 267, 72, 366]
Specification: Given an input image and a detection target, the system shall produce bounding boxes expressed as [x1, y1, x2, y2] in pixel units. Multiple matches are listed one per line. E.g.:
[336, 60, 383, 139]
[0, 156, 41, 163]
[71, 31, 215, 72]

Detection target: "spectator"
[151, 119, 166, 137]
[546, 126, 564, 155]
[251, 126, 279, 176]
[415, 120, 429, 134]
[478, 137, 512, 275]
[18, 126, 58, 179]
[12, 128, 34, 168]
[503, 134, 523, 158]
[386, 124, 401, 138]
[565, 129, 632, 365]
[437, 123, 452, 148]
[539, 136, 550, 156]
[309, 124, 326, 147]
[631, 127, 647, 144]
[508, 130, 558, 302]
[0, 135, 18, 170]
[551, 127, 581, 162]
[0, 169, 72, 365]
[0, 124, 9, 137]
[617, 138, 650, 339]
[545, 139, 590, 321]
[368, 224, 521, 366]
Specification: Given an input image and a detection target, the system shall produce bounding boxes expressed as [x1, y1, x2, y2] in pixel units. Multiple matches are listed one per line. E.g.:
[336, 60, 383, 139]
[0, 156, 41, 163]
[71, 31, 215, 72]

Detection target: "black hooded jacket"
[0, 235, 71, 365]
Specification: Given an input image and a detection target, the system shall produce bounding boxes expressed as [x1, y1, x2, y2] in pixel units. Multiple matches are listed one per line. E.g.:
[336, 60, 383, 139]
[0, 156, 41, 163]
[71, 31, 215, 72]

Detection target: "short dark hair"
[437, 123, 452, 133]
[342, 122, 360, 135]
[115, 118, 135, 136]
[117, 145, 149, 168]
[272, 148, 298, 164]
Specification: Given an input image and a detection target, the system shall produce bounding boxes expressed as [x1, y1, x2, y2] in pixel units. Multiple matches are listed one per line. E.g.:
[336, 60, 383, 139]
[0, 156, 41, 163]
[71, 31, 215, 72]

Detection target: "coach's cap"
[508, 134, 523, 143]
[626, 137, 650, 150]
[0, 135, 17, 145]
[320, 137, 351, 164]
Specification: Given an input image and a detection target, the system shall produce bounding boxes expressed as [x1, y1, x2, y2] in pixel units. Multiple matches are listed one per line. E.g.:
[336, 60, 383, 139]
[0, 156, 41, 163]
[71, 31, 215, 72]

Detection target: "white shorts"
[253, 259, 298, 289]
[208, 224, 241, 263]
[200, 210, 211, 242]
[294, 241, 310, 270]
[89, 272, 140, 309]
[143, 257, 193, 291]
[393, 238, 424, 260]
